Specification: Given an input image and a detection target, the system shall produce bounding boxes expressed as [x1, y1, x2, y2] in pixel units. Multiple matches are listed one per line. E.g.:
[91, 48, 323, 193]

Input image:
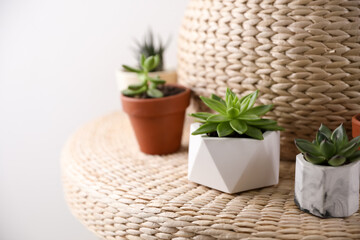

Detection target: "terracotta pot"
[121, 84, 191, 155]
[352, 113, 360, 138]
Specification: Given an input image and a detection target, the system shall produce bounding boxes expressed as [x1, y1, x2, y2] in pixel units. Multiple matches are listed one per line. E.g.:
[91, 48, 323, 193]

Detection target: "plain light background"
[0, 0, 188, 239]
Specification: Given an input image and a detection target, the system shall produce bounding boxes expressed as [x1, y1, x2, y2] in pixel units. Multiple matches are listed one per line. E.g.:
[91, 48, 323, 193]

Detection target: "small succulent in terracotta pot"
[120, 55, 190, 155]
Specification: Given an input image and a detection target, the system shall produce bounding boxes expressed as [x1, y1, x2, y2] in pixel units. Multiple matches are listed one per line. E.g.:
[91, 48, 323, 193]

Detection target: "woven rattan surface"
[62, 112, 360, 240]
[177, 0, 360, 160]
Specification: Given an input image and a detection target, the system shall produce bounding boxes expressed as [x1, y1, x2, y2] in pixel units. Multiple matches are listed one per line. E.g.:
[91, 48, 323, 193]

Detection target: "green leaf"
[338, 136, 360, 158]
[229, 119, 247, 134]
[328, 155, 346, 166]
[258, 124, 284, 131]
[227, 107, 240, 118]
[246, 119, 277, 126]
[237, 114, 260, 121]
[144, 56, 155, 72]
[246, 90, 258, 111]
[211, 94, 226, 106]
[294, 139, 322, 156]
[192, 122, 218, 135]
[137, 73, 147, 82]
[303, 153, 327, 165]
[225, 88, 234, 108]
[122, 65, 141, 73]
[207, 114, 229, 123]
[349, 151, 360, 162]
[128, 81, 146, 90]
[318, 124, 332, 139]
[140, 54, 146, 67]
[200, 96, 227, 115]
[122, 85, 147, 96]
[152, 55, 160, 70]
[148, 76, 166, 84]
[217, 122, 234, 137]
[319, 139, 336, 159]
[147, 88, 163, 98]
[316, 131, 328, 145]
[245, 104, 273, 116]
[189, 112, 213, 120]
[331, 124, 348, 148]
[245, 125, 264, 140]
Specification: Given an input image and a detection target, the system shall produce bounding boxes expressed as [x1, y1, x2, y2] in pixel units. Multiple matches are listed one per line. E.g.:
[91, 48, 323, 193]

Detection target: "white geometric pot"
[188, 123, 280, 194]
[295, 153, 360, 218]
[116, 69, 177, 92]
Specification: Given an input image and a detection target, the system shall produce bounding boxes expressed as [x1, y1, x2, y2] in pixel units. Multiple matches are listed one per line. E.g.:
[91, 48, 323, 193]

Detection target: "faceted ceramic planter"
[295, 154, 360, 218]
[188, 123, 280, 194]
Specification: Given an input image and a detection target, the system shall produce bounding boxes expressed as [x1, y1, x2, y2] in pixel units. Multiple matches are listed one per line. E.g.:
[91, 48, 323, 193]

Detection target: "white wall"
[0, 1, 188, 239]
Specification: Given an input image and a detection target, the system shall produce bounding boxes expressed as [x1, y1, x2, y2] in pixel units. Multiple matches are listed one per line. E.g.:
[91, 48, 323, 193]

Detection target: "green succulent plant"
[133, 30, 169, 72]
[190, 88, 284, 140]
[295, 124, 360, 166]
[122, 54, 165, 98]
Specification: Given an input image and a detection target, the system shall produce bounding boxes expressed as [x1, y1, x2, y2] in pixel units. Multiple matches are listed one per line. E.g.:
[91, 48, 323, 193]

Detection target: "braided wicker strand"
[177, 0, 360, 160]
[62, 113, 360, 240]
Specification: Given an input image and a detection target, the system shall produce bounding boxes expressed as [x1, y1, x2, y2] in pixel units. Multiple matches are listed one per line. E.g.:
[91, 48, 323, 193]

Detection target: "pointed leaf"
[246, 119, 277, 126]
[319, 139, 336, 159]
[316, 131, 328, 144]
[122, 65, 141, 73]
[207, 114, 229, 123]
[319, 124, 332, 139]
[245, 125, 264, 140]
[331, 124, 348, 147]
[217, 122, 234, 137]
[191, 122, 218, 135]
[338, 136, 360, 158]
[294, 139, 322, 156]
[225, 88, 234, 108]
[147, 88, 163, 98]
[303, 153, 327, 165]
[211, 94, 226, 106]
[258, 124, 284, 131]
[229, 119, 247, 134]
[200, 96, 227, 115]
[245, 104, 273, 116]
[237, 114, 260, 121]
[246, 90, 258, 111]
[328, 155, 346, 166]
[189, 112, 213, 120]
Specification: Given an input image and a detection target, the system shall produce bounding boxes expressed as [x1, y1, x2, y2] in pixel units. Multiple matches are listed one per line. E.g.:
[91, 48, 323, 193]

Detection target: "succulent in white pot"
[116, 30, 176, 92]
[294, 124, 360, 218]
[188, 89, 284, 194]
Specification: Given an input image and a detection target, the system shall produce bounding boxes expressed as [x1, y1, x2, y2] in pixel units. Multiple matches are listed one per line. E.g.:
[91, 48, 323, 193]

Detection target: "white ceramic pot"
[295, 153, 360, 218]
[188, 123, 280, 194]
[116, 69, 177, 92]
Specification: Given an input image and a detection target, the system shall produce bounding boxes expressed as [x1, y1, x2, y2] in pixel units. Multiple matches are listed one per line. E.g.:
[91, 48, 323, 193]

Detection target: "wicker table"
[62, 112, 360, 240]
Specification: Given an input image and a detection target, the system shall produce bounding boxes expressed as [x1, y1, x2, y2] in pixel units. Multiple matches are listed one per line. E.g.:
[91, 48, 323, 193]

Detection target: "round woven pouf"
[62, 112, 360, 240]
[177, 0, 360, 160]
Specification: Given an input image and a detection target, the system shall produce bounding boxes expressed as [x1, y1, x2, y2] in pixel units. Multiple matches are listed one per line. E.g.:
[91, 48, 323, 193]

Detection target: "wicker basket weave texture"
[177, 0, 360, 160]
[62, 113, 360, 240]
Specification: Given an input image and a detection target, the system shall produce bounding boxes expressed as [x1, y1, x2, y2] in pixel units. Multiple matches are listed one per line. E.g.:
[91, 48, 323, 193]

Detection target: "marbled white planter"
[295, 153, 360, 218]
[188, 123, 280, 194]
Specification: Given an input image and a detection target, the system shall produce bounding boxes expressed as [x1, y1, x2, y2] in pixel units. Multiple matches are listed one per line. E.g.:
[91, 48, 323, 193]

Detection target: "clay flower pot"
[352, 113, 360, 138]
[295, 154, 359, 218]
[121, 84, 190, 155]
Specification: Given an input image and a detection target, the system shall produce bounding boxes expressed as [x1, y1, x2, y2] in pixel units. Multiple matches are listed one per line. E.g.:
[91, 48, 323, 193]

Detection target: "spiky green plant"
[190, 88, 284, 140]
[122, 55, 165, 98]
[133, 30, 168, 72]
[295, 124, 360, 166]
